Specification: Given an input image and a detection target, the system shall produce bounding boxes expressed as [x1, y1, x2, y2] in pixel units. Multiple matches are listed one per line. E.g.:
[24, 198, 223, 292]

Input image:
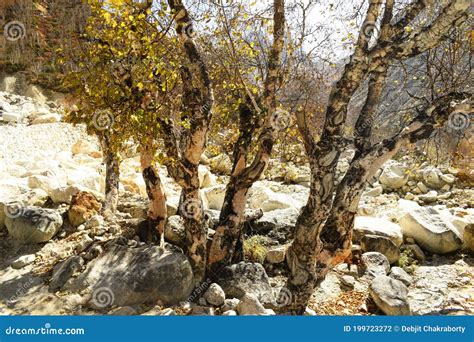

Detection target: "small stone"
[361, 252, 390, 278]
[191, 305, 214, 315]
[222, 310, 237, 316]
[389, 266, 413, 287]
[204, 283, 226, 306]
[340, 275, 355, 289]
[361, 234, 400, 264]
[109, 306, 138, 316]
[265, 246, 287, 264]
[304, 307, 317, 316]
[222, 298, 240, 312]
[11, 254, 36, 269]
[440, 174, 455, 184]
[400, 244, 425, 263]
[236, 294, 267, 315]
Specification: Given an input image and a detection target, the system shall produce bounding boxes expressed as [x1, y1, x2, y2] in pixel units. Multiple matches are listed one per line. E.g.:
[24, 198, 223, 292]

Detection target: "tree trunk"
[100, 133, 120, 217]
[208, 0, 285, 272]
[140, 145, 167, 247]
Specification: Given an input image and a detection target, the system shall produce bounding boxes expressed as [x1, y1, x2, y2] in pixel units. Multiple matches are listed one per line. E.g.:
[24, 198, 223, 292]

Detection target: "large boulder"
[217, 262, 275, 304]
[463, 224, 474, 252]
[361, 235, 400, 264]
[65, 244, 194, 307]
[5, 206, 63, 243]
[398, 207, 463, 254]
[353, 216, 403, 246]
[379, 161, 408, 189]
[248, 186, 301, 212]
[369, 275, 411, 315]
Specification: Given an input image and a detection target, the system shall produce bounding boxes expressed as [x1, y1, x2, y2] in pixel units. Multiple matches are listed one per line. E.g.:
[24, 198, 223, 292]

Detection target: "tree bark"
[168, 0, 214, 283]
[140, 145, 167, 247]
[207, 0, 285, 273]
[284, 0, 470, 314]
[100, 133, 120, 217]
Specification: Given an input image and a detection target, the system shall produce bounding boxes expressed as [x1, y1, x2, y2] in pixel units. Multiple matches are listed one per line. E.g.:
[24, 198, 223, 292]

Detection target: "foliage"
[243, 235, 269, 264]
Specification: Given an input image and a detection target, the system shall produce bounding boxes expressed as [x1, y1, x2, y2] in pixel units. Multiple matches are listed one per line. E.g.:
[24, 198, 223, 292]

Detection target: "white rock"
[31, 113, 61, 124]
[379, 161, 408, 189]
[11, 254, 36, 269]
[369, 275, 410, 315]
[236, 294, 267, 315]
[248, 186, 302, 212]
[364, 186, 383, 197]
[204, 185, 226, 210]
[398, 207, 463, 254]
[440, 174, 455, 184]
[198, 165, 216, 188]
[71, 140, 97, 155]
[50, 185, 81, 204]
[204, 283, 226, 306]
[422, 167, 443, 189]
[2, 112, 24, 123]
[353, 216, 403, 246]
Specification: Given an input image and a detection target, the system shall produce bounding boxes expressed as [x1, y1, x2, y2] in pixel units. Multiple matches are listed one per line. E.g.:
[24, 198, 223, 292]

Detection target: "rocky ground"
[0, 91, 473, 316]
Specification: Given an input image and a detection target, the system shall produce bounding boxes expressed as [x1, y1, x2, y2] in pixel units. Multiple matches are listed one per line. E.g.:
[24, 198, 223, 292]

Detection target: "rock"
[369, 275, 410, 315]
[353, 216, 403, 246]
[463, 224, 474, 252]
[247, 207, 298, 243]
[71, 140, 97, 156]
[5, 206, 63, 243]
[417, 182, 428, 194]
[364, 186, 383, 197]
[209, 154, 232, 174]
[218, 262, 274, 304]
[361, 235, 400, 264]
[222, 298, 240, 312]
[419, 190, 438, 203]
[398, 207, 463, 254]
[304, 307, 317, 316]
[28, 175, 64, 196]
[198, 165, 216, 188]
[389, 267, 413, 287]
[222, 310, 237, 316]
[31, 113, 61, 124]
[236, 294, 267, 315]
[204, 185, 226, 210]
[109, 306, 138, 316]
[248, 186, 301, 212]
[11, 254, 36, 269]
[165, 215, 186, 246]
[50, 185, 80, 204]
[2, 112, 24, 123]
[340, 275, 355, 289]
[265, 245, 287, 264]
[67, 168, 104, 193]
[379, 161, 408, 189]
[283, 164, 311, 184]
[440, 174, 455, 184]
[66, 244, 194, 307]
[68, 191, 101, 227]
[360, 252, 390, 278]
[49, 256, 84, 292]
[422, 167, 443, 189]
[400, 244, 425, 263]
[204, 283, 226, 306]
[190, 306, 215, 315]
